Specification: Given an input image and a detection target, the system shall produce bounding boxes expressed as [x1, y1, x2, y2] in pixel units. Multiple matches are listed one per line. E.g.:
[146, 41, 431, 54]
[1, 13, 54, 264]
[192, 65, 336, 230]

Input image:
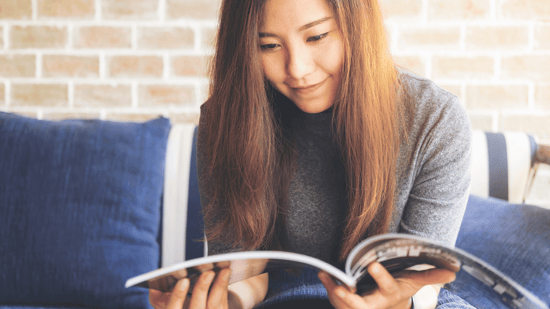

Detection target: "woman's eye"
[260, 43, 279, 50]
[307, 32, 329, 42]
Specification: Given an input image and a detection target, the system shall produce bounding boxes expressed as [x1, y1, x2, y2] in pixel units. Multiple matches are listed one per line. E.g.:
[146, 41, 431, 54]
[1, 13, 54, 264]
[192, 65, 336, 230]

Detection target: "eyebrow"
[259, 16, 333, 38]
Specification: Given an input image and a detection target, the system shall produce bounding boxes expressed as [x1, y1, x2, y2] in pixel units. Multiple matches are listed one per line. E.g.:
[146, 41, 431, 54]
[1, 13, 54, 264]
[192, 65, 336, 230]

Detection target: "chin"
[293, 101, 334, 114]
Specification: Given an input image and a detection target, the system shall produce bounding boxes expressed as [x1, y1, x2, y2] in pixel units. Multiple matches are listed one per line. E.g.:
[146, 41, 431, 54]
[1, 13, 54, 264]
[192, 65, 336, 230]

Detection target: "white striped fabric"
[505, 132, 533, 203]
[161, 124, 196, 268]
[470, 130, 536, 204]
[470, 131, 489, 200]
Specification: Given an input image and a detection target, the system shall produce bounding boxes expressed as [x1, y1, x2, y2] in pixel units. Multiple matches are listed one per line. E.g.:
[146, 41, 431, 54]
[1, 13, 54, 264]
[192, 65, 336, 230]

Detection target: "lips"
[289, 78, 327, 95]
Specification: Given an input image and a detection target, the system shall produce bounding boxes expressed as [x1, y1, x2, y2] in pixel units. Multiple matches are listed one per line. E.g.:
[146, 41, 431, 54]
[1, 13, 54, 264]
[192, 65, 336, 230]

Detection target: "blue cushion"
[0, 112, 170, 309]
[450, 195, 550, 308]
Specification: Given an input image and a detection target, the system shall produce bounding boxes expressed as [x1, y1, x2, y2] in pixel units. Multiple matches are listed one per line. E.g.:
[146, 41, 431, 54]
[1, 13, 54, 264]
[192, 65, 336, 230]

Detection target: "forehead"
[260, 0, 334, 30]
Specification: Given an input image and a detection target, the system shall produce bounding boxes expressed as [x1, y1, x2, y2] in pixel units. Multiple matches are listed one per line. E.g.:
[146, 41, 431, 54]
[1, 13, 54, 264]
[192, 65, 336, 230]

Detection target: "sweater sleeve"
[397, 74, 472, 247]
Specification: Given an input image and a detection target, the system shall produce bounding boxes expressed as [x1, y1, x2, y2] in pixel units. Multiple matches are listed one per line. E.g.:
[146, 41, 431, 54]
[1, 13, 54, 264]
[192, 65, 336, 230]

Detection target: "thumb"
[397, 268, 456, 286]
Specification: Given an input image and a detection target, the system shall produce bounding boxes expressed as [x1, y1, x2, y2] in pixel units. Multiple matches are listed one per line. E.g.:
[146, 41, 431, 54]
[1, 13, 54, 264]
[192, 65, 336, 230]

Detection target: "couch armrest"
[161, 124, 206, 268]
[470, 130, 537, 203]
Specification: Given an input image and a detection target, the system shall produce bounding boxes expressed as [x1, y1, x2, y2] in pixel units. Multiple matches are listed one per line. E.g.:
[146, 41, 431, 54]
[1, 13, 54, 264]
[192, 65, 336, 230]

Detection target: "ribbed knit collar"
[292, 106, 335, 140]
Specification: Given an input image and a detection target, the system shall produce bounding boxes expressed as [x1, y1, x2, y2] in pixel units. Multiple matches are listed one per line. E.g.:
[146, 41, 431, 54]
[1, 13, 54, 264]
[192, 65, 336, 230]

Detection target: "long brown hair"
[201, 0, 401, 261]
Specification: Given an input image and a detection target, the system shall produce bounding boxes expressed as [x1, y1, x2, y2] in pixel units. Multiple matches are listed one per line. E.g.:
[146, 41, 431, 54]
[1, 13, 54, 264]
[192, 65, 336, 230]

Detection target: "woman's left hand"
[318, 262, 456, 309]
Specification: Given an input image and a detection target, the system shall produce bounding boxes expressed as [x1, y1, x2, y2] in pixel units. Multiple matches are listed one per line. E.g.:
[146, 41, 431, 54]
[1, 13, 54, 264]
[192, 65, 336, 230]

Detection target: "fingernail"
[208, 272, 216, 281]
[371, 264, 379, 274]
[201, 272, 213, 283]
[179, 279, 189, 291]
[337, 289, 346, 298]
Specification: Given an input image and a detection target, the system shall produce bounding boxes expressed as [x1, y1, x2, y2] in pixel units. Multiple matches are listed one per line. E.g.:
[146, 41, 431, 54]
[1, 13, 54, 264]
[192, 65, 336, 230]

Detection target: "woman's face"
[259, 0, 344, 114]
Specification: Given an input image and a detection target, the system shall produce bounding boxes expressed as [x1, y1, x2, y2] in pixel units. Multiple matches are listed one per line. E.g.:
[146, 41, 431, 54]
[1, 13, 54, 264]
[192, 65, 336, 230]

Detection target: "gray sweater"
[197, 70, 472, 268]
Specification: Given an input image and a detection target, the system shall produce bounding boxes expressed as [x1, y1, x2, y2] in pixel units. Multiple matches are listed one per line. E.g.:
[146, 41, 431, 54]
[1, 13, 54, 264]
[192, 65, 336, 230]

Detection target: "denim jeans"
[448, 196, 550, 308]
[255, 268, 474, 309]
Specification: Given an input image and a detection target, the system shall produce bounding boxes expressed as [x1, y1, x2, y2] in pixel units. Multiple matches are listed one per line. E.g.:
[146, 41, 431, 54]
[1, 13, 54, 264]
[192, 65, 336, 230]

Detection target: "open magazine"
[126, 233, 548, 309]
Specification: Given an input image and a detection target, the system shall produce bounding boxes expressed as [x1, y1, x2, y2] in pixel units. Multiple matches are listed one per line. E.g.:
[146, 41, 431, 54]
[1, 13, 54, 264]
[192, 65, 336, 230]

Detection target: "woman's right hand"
[149, 268, 232, 309]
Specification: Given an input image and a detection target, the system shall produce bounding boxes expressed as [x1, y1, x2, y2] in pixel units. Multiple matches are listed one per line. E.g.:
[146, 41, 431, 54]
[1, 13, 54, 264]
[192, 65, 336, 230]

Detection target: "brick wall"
[381, 0, 550, 207]
[0, 0, 215, 123]
[0, 0, 548, 207]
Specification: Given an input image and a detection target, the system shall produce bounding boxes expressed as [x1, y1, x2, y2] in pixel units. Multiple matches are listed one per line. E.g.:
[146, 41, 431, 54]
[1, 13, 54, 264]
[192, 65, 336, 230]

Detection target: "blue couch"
[0, 112, 548, 309]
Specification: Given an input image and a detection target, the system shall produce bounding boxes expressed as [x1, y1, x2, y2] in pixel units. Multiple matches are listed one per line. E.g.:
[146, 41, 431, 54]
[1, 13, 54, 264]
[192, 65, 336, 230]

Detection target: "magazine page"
[346, 234, 461, 288]
[126, 251, 355, 293]
[345, 234, 548, 309]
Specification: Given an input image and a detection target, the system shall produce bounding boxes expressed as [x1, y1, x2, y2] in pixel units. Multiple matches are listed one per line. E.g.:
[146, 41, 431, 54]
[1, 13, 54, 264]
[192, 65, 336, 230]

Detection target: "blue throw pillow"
[0, 112, 170, 309]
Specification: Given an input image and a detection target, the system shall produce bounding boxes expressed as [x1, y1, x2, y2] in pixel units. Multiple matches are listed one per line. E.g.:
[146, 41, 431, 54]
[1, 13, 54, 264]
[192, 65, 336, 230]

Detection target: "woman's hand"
[318, 262, 456, 309]
[149, 268, 232, 309]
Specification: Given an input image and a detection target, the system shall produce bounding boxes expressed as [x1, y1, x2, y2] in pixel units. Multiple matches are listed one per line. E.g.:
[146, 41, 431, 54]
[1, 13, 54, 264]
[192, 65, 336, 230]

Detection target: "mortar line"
[421, 0, 429, 23]
[159, 0, 166, 22]
[32, 0, 38, 20]
[95, 0, 101, 21]
[68, 80, 74, 108]
[490, 0, 497, 21]
[132, 81, 138, 108]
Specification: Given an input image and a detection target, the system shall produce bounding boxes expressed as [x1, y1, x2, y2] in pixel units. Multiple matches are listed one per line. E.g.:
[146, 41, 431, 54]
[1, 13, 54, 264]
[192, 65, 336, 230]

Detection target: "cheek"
[311, 42, 344, 77]
[318, 34, 345, 76]
[328, 42, 345, 75]
[261, 55, 285, 84]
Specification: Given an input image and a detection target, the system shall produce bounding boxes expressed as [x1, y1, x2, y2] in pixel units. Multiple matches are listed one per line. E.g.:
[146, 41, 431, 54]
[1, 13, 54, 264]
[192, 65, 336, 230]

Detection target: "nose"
[286, 45, 315, 81]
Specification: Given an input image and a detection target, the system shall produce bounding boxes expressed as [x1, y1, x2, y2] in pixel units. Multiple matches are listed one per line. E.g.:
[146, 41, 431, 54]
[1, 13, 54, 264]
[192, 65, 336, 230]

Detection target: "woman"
[150, 0, 473, 308]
